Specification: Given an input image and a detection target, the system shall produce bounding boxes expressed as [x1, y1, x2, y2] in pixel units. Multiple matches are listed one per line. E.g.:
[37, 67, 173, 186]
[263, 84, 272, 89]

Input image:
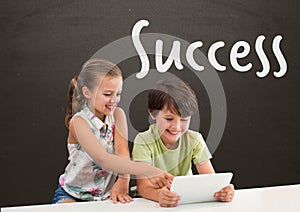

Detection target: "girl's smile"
[83, 76, 123, 121]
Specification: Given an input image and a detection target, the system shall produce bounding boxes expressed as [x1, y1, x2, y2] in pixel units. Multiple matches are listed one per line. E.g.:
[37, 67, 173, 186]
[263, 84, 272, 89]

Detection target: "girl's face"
[85, 76, 123, 121]
[150, 107, 191, 148]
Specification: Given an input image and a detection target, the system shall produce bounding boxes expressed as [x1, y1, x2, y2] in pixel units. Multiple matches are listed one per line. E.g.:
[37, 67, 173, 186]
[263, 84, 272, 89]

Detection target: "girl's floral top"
[59, 105, 116, 201]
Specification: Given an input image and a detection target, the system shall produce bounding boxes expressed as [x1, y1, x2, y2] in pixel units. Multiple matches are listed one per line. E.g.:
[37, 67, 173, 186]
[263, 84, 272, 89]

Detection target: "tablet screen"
[170, 172, 233, 205]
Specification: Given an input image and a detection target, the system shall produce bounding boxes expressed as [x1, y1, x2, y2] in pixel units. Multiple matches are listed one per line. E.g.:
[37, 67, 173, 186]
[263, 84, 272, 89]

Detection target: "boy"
[132, 78, 234, 207]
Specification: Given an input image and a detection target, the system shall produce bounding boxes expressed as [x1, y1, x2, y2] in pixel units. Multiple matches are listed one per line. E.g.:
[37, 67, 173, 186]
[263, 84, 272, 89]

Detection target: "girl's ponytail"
[65, 76, 79, 128]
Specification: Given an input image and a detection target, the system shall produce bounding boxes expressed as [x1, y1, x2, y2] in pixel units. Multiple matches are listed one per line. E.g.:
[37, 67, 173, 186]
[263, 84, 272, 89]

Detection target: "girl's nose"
[110, 97, 116, 103]
[110, 95, 119, 103]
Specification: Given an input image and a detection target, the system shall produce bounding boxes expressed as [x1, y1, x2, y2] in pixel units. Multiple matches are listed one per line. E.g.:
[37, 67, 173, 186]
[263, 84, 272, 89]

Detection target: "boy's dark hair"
[148, 78, 198, 117]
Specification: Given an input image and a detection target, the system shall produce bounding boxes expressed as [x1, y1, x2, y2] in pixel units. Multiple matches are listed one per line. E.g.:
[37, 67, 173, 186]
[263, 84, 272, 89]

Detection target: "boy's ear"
[82, 86, 91, 99]
[148, 109, 156, 120]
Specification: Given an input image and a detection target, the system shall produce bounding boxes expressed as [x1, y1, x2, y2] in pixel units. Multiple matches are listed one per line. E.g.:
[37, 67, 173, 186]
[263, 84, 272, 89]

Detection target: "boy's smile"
[150, 107, 191, 149]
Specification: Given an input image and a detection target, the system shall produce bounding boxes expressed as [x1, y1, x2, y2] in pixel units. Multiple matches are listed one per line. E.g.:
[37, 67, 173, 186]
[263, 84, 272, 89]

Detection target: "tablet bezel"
[170, 172, 233, 205]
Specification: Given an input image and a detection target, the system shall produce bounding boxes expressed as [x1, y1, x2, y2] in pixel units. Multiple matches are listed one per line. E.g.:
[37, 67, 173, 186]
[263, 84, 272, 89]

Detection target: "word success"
[132, 19, 287, 79]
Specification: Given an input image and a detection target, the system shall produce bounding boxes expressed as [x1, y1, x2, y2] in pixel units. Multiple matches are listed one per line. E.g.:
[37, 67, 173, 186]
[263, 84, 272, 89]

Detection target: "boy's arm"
[137, 178, 180, 207]
[195, 160, 215, 174]
[137, 178, 161, 201]
[195, 160, 235, 202]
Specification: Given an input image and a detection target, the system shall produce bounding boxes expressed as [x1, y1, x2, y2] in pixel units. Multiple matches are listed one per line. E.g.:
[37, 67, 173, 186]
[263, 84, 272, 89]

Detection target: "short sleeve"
[192, 133, 212, 165]
[131, 134, 152, 164]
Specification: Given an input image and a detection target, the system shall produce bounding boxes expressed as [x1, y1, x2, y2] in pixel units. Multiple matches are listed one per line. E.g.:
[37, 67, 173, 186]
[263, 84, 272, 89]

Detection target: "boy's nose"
[171, 120, 181, 129]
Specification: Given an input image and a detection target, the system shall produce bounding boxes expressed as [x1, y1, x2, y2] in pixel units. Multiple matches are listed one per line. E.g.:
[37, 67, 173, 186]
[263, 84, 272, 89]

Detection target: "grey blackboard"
[0, 0, 299, 207]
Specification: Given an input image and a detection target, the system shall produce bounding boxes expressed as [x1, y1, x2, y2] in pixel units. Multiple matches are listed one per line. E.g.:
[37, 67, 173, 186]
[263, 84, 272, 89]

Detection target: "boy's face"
[150, 107, 191, 147]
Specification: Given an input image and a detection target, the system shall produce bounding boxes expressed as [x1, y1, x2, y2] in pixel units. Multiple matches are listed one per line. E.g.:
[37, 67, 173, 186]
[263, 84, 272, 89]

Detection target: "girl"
[53, 59, 173, 204]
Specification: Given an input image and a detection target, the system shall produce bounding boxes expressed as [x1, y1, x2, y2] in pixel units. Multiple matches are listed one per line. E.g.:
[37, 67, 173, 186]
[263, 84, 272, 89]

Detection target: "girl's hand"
[214, 184, 235, 202]
[158, 185, 181, 207]
[109, 177, 133, 204]
[148, 172, 174, 189]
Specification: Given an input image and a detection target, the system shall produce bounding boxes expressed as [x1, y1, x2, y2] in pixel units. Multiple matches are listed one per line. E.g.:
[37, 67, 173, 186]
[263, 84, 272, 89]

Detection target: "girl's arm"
[110, 107, 132, 203]
[113, 107, 131, 168]
[69, 115, 173, 186]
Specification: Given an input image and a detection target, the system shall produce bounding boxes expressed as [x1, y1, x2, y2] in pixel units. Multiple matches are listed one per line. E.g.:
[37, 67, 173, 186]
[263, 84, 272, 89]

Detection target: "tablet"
[170, 172, 233, 205]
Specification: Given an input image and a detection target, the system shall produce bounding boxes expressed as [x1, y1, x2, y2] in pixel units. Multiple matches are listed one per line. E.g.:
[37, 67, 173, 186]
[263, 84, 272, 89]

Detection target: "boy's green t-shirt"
[132, 124, 212, 176]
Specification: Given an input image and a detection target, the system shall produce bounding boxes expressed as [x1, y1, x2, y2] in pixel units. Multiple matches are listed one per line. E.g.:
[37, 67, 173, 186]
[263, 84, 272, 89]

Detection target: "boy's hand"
[148, 172, 174, 189]
[214, 184, 235, 202]
[158, 183, 181, 207]
[109, 177, 133, 204]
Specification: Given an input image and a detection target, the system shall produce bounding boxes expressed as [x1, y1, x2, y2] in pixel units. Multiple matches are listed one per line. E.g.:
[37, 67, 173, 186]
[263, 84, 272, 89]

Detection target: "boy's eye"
[165, 118, 173, 121]
[104, 93, 111, 96]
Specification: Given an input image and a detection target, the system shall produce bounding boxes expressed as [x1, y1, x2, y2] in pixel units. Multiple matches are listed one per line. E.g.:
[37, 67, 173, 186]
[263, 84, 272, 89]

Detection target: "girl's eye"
[165, 118, 173, 121]
[104, 93, 111, 96]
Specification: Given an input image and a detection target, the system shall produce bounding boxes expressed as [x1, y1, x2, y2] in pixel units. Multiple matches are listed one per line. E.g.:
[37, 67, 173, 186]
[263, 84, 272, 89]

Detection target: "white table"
[2, 184, 300, 212]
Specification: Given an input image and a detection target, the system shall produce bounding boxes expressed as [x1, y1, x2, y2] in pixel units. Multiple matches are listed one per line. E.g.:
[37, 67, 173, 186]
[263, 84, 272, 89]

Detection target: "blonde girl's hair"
[65, 59, 122, 128]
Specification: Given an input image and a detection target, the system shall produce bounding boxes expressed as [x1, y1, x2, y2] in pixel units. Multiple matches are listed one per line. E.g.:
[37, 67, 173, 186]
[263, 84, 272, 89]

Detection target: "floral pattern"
[58, 105, 117, 200]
